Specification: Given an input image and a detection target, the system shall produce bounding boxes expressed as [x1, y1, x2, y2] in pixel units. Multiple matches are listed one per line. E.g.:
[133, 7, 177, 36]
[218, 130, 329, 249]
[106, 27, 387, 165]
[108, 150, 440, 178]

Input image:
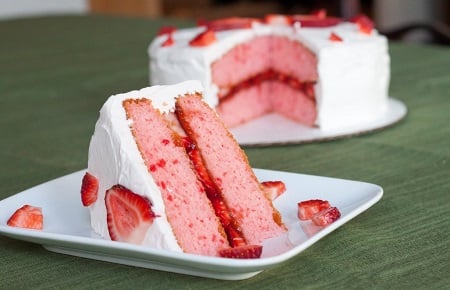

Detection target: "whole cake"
[148, 12, 390, 130]
[81, 81, 286, 257]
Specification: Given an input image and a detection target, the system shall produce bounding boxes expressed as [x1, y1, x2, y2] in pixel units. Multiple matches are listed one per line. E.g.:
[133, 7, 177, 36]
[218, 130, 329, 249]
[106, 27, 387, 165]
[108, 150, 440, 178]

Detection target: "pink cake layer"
[211, 35, 318, 128]
[217, 81, 316, 127]
[211, 35, 318, 89]
[175, 94, 287, 244]
[123, 98, 229, 256]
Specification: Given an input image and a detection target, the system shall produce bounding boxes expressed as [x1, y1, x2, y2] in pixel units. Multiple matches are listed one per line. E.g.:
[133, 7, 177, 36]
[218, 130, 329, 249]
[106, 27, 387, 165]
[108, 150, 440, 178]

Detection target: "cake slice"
[82, 81, 286, 256]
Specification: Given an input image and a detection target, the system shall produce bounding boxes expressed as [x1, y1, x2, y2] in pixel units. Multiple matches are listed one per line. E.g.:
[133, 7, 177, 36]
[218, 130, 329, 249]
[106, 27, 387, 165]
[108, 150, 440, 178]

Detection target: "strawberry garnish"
[219, 244, 263, 259]
[80, 172, 99, 207]
[226, 225, 247, 248]
[157, 26, 176, 36]
[297, 199, 330, 220]
[311, 206, 341, 226]
[264, 14, 290, 25]
[260, 181, 286, 200]
[219, 69, 315, 101]
[204, 17, 259, 31]
[311, 8, 327, 19]
[189, 29, 217, 47]
[350, 14, 374, 34]
[290, 15, 341, 27]
[161, 33, 174, 47]
[7, 205, 43, 230]
[105, 185, 156, 244]
[329, 32, 343, 42]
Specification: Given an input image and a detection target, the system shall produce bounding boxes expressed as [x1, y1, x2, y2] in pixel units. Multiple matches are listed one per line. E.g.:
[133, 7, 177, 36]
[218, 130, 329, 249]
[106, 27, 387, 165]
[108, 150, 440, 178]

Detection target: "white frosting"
[87, 80, 203, 252]
[148, 21, 390, 130]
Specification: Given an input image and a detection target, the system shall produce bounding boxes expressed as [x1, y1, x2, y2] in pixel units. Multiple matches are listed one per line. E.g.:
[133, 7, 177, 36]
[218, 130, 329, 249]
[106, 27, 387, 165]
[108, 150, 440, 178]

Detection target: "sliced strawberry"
[311, 206, 341, 226]
[311, 8, 327, 19]
[105, 185, 156, 244]
[226, 225, 247, 248]
[350, 14, 374, 34]
[204, 17, 259, 31]
[161, 33, 174, 47]
[329, 32, 343, 42]
[219, 244, 263, 259]
[264, 14, 290, 25]
[189, 29, 217, 47]
[260, 181, 286, 200]
[157, 25, 176, 36]
[81, 172, 99, 207]
[7, 205, 43, 230]
[290, 15, 341, 27]
[297, 199, 330, 220]
[183, 137, 215, 192]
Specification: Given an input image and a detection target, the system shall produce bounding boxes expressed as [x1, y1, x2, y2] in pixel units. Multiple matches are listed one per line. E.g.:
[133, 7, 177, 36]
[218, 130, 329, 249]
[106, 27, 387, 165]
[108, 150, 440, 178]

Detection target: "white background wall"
[0, 0, 88, 19]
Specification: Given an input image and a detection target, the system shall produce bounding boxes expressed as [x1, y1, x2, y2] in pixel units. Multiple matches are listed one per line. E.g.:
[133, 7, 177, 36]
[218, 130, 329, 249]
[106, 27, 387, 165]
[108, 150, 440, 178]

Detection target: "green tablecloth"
[0, 15, 449, 289]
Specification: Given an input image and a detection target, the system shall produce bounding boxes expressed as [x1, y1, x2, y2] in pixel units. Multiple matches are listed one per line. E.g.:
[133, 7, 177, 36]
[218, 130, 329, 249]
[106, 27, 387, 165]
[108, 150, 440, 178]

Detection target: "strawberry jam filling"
[180, 136, 246, 248]
[218, 69, 316, 102]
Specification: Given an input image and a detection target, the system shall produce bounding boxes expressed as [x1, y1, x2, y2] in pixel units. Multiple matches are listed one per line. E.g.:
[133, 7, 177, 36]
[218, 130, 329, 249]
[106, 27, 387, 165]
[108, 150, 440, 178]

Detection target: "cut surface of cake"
[83, 81, 286, 257]
[148, 12, 390, 130]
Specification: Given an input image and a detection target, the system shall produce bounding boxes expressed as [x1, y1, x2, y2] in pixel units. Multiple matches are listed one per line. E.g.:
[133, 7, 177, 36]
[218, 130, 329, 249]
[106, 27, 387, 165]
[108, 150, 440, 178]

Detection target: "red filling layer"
[219, 69, 316, 102]
[180, 132, 246, 248]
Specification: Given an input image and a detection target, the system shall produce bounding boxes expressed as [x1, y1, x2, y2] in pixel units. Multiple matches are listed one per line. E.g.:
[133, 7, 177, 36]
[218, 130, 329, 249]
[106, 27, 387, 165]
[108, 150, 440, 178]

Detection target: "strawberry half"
[219, 244, 263, 259]
[260, 181, 286, 200]
[7, 205, 43, 230]
[350, 14, 374, 34]
[189, 29, 217, 47]
[80, 172, 99, 207]
[297, 199, 331, 220]
[311, 207, 341, 226]
[105, 185, 156, 244]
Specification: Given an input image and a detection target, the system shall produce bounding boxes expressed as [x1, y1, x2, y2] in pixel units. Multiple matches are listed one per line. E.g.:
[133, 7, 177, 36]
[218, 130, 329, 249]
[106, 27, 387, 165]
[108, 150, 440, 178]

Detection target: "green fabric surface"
[0, 15, 449, 289]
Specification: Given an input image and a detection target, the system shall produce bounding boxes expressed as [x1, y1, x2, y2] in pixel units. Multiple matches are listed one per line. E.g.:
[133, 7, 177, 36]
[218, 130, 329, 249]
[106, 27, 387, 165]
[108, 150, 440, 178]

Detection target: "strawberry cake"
[148, 12, 390, 130]
[82, 80, 286, 257]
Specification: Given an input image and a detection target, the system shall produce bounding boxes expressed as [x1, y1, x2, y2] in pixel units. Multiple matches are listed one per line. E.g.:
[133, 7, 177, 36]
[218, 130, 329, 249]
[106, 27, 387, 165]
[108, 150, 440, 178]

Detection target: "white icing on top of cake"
[148, 21, 390, 130]
[87, 80, 203, 252]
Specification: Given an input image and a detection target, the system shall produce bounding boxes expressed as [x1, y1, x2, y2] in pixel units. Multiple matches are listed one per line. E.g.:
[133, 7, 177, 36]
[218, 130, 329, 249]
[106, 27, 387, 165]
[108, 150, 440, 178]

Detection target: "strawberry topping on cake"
[189, 29, 217, 46]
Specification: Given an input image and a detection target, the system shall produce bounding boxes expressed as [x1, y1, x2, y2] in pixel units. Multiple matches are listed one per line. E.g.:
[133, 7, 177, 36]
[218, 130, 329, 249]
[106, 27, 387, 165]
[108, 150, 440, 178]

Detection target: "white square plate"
[0, 169, 382, 280]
